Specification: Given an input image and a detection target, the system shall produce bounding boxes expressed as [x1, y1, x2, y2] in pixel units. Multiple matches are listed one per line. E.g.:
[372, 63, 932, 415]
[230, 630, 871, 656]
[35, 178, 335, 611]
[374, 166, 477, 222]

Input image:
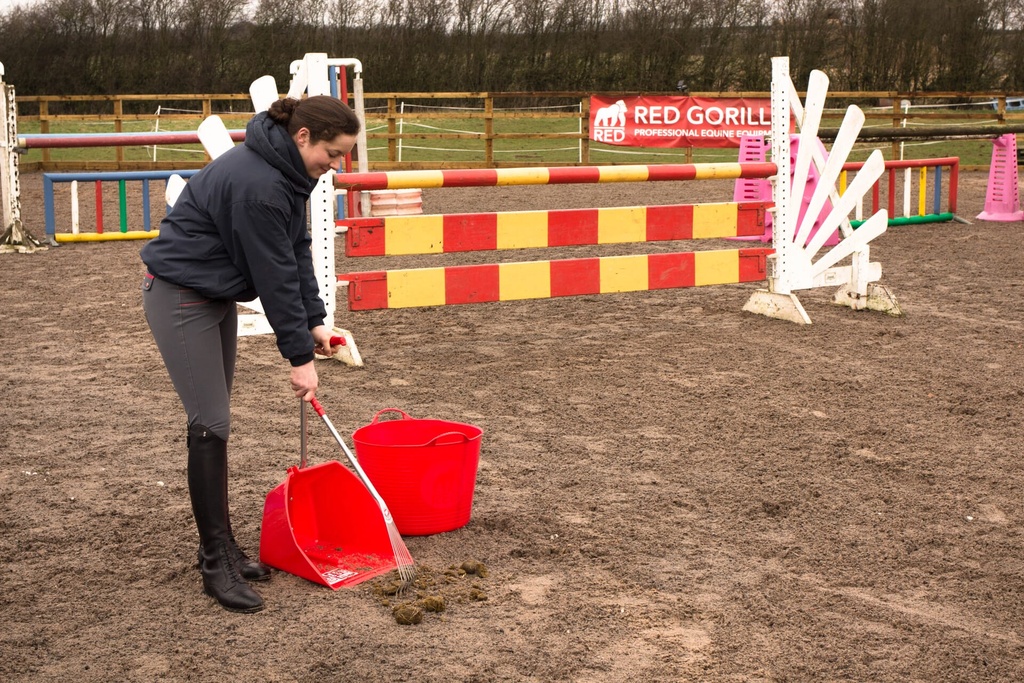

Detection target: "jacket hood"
[244, 111, 315, 195]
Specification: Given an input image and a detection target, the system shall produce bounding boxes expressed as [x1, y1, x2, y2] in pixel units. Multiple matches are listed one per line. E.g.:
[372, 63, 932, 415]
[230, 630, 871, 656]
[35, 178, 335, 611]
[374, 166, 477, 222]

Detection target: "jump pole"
[333, 163, 778, 191]
[17, 130, 246, 149]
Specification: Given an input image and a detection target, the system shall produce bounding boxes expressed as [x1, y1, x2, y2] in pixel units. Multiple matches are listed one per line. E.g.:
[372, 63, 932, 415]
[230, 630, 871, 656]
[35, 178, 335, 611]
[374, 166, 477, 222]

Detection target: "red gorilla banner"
[590, 96, 782, 149]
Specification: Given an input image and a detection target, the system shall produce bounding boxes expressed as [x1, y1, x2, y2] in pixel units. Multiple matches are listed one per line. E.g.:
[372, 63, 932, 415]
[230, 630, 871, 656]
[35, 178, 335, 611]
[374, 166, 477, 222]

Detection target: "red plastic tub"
[352, 408, 483, 536]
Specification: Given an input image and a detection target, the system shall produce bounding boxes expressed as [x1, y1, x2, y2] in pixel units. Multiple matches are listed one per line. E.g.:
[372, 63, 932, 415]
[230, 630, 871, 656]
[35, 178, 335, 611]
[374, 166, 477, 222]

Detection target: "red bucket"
[352, 408, 483, 536]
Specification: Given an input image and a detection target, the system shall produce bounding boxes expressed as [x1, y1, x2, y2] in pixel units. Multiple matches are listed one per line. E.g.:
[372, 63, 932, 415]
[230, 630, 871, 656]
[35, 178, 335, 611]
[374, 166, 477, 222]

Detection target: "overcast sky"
[1, 0, 42, 11]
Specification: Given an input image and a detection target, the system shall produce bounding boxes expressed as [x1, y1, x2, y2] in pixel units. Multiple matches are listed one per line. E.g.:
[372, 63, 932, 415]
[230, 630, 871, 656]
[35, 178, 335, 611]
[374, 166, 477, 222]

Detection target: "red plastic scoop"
[258, 401, 400, 589]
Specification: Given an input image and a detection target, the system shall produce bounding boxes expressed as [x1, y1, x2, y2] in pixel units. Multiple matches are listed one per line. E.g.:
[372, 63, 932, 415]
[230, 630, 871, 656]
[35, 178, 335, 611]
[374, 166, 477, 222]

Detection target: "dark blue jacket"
[141, 112, 326, 366]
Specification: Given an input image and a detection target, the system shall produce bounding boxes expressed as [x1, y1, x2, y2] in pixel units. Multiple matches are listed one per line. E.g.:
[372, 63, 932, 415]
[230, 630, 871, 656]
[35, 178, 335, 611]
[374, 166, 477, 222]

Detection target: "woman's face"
[294, 129, 358, 179]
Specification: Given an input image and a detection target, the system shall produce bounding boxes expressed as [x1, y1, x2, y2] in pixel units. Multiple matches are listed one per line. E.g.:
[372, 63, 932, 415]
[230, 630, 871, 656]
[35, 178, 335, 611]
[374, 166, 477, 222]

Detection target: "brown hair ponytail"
[267, 96, 361, 142]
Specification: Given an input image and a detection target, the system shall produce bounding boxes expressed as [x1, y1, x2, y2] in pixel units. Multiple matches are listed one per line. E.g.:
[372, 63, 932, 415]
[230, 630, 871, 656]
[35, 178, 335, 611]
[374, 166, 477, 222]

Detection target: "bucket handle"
[429, 431, 469, 447]
[370, 407, 414, 424]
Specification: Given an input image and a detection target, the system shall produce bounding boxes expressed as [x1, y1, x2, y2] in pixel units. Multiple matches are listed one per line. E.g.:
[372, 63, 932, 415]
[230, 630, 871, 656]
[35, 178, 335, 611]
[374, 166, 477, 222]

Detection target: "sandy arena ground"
[2, 169, 1024, 682]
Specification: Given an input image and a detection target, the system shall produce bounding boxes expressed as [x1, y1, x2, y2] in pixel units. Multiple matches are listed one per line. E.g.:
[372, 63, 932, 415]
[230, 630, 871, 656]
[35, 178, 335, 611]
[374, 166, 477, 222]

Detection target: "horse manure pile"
[371, 560, 489, 626]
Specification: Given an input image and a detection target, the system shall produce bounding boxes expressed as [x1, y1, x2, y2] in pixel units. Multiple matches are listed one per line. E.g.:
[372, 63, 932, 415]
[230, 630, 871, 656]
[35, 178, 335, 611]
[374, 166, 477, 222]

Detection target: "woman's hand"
[311, 325, 336, 358]
[290, 361, 319, 401]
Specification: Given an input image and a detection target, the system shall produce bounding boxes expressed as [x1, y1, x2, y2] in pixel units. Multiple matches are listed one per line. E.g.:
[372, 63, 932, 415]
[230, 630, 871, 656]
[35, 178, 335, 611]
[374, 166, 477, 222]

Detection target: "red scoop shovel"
[258, 400, 401, 589]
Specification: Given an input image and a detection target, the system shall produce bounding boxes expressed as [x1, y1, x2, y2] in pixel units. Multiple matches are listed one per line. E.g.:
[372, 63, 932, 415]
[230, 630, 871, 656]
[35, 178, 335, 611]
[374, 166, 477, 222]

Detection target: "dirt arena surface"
[2, 169, 1023, 682]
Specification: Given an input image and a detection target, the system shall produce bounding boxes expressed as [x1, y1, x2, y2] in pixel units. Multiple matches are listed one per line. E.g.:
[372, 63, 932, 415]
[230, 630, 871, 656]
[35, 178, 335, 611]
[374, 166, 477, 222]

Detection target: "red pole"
[19, 130, 246, 148]
[887, 168, 896, 216]
[95, 181, 104, 234]
[335, 162, 779, 192]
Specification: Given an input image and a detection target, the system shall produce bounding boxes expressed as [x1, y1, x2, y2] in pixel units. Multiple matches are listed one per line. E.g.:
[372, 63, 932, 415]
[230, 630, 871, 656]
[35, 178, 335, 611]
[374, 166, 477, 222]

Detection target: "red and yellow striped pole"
[335, 163, 779, 193]
[338, 248, 772, 311]
[343, 202, 768, 257]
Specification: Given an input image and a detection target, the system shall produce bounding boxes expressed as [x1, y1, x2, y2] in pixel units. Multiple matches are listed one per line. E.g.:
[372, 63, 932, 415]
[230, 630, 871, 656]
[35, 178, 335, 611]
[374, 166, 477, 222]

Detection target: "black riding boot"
[187, 424, 264, 614]
[193, 452, 272, 582]
[197, 537, 273, 582]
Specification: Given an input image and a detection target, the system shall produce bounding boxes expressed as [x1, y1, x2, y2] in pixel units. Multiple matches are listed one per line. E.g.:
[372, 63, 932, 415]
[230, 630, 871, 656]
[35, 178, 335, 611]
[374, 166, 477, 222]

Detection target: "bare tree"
[2, 0, 1023, 96]
[995, 0, 1024, 88]
[174, 0, 250, 91]
[693, 0, 764, 90]
[930, 0, 1002, 91]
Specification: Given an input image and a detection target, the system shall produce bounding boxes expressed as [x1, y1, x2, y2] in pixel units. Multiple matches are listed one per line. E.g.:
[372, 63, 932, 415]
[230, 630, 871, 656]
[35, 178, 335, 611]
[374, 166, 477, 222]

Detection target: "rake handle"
[309, 397, 396, 525]
[300, 399, 307, 469]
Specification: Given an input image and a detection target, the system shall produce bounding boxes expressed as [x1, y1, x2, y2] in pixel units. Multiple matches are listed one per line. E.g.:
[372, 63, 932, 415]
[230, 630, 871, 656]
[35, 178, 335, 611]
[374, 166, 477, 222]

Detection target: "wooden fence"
[12, 90, 1024, 172]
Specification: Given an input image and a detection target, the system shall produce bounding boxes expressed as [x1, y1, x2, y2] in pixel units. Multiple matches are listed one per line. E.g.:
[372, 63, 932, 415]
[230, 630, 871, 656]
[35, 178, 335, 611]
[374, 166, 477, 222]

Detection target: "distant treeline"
[1, 0, 1023, 95]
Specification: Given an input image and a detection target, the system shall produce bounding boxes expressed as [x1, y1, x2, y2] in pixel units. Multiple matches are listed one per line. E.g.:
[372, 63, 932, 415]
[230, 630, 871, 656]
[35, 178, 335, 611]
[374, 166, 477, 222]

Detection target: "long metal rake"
[309, 397, 416, 586]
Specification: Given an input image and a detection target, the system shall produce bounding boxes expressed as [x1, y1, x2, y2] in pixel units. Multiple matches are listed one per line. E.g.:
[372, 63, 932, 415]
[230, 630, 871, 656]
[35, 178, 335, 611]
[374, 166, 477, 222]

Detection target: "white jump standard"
[742, 57, 900, 324]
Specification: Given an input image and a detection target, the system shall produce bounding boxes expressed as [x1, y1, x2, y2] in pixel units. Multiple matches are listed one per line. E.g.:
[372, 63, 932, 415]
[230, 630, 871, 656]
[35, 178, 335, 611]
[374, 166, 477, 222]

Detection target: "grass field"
[14, 110, 999, 169]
